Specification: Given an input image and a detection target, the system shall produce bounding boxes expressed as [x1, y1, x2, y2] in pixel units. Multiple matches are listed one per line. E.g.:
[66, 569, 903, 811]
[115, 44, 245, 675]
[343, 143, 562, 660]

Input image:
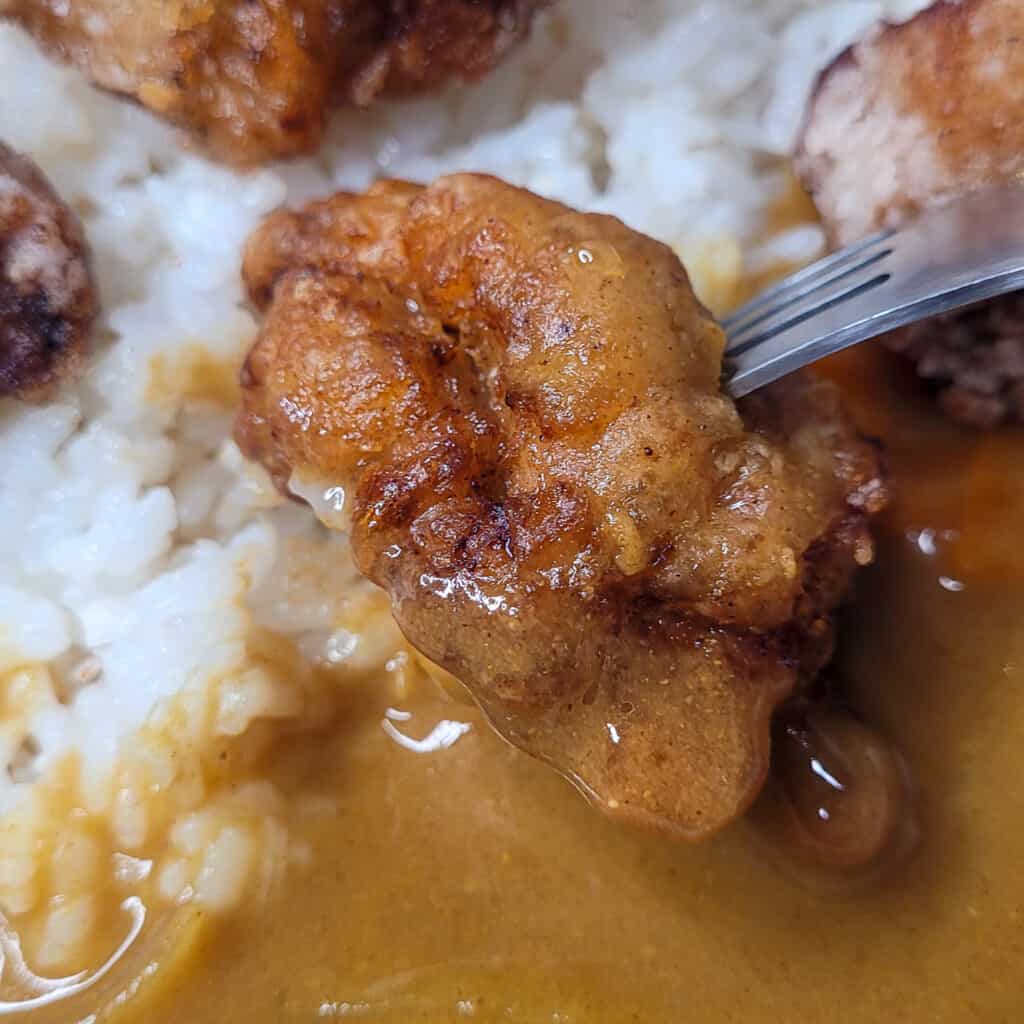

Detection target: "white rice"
[0, 0, 926, 997]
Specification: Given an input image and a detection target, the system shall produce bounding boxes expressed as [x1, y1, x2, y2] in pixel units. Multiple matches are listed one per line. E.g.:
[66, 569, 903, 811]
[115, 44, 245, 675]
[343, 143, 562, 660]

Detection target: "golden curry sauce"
[36, 342, 1024, 1023]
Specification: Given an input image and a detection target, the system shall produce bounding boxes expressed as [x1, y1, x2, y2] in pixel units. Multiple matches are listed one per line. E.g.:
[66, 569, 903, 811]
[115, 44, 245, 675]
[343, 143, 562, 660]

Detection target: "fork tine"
[724, 185, 1024, 398]
[725, 242, 898, 360]
[727, 271, 891, 359]
[725, 244, 893, 353]
[719, 227, 896, 332]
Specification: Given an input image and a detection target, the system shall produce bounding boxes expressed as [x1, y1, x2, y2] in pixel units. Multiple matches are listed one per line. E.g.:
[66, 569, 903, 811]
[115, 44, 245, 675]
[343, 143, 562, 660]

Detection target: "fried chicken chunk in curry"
[235, 175, 887, 838]
[0, 142, 96, 399]
[2, 0, 549, 167]
[796, 0, 1024, 428]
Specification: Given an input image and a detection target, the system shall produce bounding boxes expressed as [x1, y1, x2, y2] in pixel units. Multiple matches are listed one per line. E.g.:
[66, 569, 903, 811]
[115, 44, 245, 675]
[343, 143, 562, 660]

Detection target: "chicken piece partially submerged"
[797, 0, 1024, 428]
[0, 142, 96, 399]
[235, 174, 886, 838]
[2, 0, 549, 167]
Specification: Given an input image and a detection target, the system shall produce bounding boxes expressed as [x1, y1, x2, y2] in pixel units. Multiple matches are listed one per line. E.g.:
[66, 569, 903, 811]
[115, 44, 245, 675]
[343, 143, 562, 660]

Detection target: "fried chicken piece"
[235, 175, 886, 838]
[797, 0, 1024, 246]
[0, 142, 96, 399]
[796, 0, 1024, 428]
[2, 0, 549, 167]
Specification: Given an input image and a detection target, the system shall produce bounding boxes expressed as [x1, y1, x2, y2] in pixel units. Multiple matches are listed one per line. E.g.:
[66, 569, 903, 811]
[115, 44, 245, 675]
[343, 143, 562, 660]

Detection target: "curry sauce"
[34, 344, 1022, 1023]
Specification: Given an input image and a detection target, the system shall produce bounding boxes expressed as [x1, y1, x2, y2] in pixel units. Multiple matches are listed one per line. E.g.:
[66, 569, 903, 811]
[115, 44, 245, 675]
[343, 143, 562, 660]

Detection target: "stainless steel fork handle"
[723, 185, 1024, 397]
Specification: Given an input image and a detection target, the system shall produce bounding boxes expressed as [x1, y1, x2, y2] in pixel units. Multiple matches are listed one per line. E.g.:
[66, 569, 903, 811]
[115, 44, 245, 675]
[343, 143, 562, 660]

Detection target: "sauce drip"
[767, 701, 914, 871]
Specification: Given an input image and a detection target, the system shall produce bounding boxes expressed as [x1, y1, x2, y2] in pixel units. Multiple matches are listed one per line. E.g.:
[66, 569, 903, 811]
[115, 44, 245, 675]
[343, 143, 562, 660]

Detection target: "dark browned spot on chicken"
[234, 173, 887, 839]
[3, 0, 551, 167]
[0, 289, 71, 391]
[0, 141, 96, 399]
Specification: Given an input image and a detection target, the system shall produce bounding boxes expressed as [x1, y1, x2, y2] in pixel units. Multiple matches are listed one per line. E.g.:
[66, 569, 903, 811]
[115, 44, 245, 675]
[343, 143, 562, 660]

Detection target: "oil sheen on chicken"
[235, 174, 887, 838]
[1, 0, 549, 166]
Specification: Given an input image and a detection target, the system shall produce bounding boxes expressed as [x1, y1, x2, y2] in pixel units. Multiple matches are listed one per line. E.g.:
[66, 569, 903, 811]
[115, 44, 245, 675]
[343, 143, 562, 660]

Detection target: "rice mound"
[0, 0, 925, 995]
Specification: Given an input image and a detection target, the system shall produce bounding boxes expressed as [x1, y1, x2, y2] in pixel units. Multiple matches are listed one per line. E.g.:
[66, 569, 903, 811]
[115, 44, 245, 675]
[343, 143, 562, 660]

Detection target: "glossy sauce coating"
[235, 174, 887, 838]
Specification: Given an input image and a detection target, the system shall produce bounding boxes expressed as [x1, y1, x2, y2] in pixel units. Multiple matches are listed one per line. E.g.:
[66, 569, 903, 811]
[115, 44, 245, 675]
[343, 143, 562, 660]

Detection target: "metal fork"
[723, 185, 1024, 397]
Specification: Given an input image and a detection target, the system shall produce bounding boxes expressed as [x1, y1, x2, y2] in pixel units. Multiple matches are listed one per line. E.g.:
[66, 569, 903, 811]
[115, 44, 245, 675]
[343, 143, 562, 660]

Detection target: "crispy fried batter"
[795, 0, 1024, 427]
[0, 142, 96, 399]
[3, 0, 549, 167]
[235, 175, 886, 838]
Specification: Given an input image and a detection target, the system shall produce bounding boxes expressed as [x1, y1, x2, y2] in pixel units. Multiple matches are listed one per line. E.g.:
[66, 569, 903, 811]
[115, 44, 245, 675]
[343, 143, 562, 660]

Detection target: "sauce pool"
[69, 345, 1024, 1024]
